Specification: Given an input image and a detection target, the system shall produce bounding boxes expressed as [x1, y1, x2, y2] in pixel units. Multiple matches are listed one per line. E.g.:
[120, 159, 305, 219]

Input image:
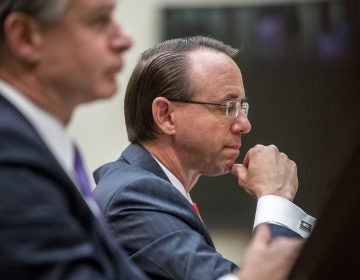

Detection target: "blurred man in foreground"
[0, 0, 149, 278]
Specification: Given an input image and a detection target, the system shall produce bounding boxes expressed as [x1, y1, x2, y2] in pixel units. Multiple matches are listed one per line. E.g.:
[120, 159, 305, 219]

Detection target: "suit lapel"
[0, 93, 104, 232]
[121, 143, 216, 248]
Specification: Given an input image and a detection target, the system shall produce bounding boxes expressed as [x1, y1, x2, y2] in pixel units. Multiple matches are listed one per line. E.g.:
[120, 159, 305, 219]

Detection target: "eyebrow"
[82, 3, 115, 19]
[221, 93, 248, 102]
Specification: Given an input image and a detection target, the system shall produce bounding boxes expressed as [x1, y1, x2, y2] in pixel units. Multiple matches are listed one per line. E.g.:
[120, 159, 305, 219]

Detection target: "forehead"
[67, 0, 116, 15]
[187, 49, 245, 100]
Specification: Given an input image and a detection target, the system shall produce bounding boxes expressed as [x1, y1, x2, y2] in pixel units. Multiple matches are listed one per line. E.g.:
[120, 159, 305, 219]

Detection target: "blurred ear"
[3, 12, 43, 63]
[152, 97, 176, 136]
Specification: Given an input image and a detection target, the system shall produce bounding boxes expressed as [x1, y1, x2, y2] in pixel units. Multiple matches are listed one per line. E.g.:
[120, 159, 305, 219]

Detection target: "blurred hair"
[0, 0, 69, 42]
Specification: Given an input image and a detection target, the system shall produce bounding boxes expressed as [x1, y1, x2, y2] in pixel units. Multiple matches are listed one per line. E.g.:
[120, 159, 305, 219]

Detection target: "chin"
[203, 157, 235, 176]
[96, 83, 118, 100]
[205, 166, 231, 177]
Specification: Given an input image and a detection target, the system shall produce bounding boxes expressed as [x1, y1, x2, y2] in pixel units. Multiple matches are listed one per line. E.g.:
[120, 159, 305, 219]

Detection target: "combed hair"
[124, 35, 239, 143]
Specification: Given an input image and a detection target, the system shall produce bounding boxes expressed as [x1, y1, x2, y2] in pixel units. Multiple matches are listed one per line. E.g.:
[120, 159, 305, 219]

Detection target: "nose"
[231, 112, 251, 134]
[109, 24, 133, 53]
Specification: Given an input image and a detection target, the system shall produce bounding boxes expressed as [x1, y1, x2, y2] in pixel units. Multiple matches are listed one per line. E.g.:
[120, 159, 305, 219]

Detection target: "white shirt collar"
[0, 80, 74, 181]
[152, 156, 193, 204]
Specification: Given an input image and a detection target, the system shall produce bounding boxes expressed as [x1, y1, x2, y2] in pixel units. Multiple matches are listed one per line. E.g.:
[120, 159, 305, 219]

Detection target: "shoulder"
[94, 160, 179, 208]
[0, 96, 76, 208]
[0, 95, 49, 163]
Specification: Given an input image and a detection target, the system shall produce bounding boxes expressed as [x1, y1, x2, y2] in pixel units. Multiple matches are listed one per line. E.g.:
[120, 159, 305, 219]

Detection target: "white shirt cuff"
[254, 195, 316, 238]
[217, 274, 239, 280]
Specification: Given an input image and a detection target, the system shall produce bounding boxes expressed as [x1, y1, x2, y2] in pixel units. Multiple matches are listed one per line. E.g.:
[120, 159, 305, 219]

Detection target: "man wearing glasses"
[93, 36, 315, 280]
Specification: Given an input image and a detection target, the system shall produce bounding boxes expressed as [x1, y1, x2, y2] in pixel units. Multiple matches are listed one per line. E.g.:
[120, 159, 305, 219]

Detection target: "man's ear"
[3, 12, 43, 63]
[152, 97, 176, 136]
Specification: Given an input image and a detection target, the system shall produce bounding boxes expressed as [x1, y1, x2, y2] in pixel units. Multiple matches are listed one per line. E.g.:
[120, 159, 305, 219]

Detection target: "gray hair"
[0, 0, 69, 40]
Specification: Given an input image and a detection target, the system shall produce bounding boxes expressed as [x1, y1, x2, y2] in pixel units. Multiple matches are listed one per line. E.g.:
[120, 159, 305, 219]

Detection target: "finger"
[279, 152, 289, 161]
[252, 224, 272, 247]
[273, 237, 305, 250]
[231, 164, 247, 184]
[242, 150, 250, 168]
[268, 144, 279, 152]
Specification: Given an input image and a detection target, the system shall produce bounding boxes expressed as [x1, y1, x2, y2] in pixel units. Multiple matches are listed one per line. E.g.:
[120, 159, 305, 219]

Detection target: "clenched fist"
[231, 144, 298, 201]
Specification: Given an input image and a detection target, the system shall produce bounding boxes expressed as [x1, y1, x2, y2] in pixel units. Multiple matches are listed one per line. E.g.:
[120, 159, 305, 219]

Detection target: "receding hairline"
[187, 47, 242, 89]
[136, 44, 239, 84]
[138, 36, 238, 63]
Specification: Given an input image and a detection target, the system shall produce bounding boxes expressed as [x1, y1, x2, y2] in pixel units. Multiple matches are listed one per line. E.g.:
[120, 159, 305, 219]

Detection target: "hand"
[231, 145, 298, 201]
[236, 224, 304, 280]
[231, 144, 298, 201]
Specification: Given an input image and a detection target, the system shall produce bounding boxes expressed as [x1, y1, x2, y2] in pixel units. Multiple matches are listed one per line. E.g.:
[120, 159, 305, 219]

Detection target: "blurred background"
[68, 0, 360, 264]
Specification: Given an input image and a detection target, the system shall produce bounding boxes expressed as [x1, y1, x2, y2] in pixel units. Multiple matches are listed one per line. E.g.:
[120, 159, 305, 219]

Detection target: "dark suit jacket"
[94, 143, 299, 280]
[0, 95, 147, 280]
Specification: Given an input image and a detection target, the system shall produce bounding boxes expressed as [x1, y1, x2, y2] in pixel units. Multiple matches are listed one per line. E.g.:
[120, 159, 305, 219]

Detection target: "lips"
[225, 144, 241, 159]
[105, 59, 124, 76]
[226, 144, 241, 150]
[108, 63, 123, 74]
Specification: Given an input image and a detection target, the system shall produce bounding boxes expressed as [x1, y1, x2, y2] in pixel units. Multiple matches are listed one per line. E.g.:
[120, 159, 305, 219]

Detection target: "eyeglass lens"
[226, 101, 249, 118]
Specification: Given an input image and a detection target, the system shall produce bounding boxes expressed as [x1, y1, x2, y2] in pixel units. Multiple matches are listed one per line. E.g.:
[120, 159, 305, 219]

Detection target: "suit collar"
[0, 81, 74, 180]
[0, 93, 76, 191]
[121, 143, 194, 203]
[121, 143, 170, 182]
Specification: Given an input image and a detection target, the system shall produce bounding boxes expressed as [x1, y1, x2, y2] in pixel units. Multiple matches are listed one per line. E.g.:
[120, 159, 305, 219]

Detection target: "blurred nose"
[110, 24, 133, 53]
[231, 111, 251, 134]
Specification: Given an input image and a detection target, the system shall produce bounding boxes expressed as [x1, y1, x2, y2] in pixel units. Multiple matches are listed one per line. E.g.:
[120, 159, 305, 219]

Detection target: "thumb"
[231, 164, 247, 185]
[252, 224, 272, 247]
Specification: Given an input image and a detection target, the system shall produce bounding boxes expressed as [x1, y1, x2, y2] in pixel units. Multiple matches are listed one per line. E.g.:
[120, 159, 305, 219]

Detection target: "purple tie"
[73, 144, 92, 197]
[73, 144, 106, 227]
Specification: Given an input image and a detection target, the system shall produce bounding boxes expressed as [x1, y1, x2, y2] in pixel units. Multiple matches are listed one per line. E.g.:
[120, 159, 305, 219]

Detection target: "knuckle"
[254, 144, 265, 150]
[250, 144, 263, 155]
[280, 152, 288, 159]
[269, 144, 279, 152]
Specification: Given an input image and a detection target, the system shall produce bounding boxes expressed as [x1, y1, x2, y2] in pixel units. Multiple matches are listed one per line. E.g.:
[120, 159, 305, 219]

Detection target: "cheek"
[189, 127, 226, 156]
[43, 44, 93, 78]
[69, 46, 111, 86]
[64, 35, 107, 72]
[176, 112, 228, 148]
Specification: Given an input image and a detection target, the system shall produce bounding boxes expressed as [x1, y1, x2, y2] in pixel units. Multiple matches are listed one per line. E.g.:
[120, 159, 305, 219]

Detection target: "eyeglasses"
[168, 99, 249, 118]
